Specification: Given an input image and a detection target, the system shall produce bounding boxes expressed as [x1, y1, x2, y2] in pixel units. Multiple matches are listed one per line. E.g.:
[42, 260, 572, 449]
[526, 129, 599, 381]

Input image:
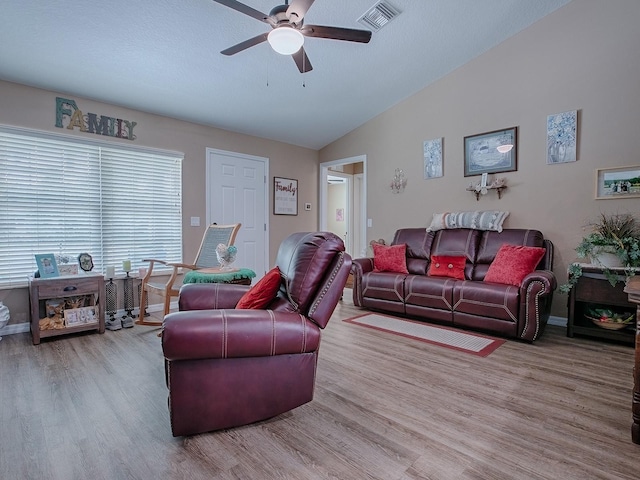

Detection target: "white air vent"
[357, 1, 400, 32]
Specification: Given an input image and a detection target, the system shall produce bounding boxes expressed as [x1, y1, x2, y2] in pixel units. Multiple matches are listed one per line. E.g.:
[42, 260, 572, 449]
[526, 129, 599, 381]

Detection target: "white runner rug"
[345, 313, 505, 357]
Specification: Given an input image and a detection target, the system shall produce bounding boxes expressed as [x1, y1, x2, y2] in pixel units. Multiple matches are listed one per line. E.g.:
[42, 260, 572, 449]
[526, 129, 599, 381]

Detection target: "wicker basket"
[585, 314, 634, 330]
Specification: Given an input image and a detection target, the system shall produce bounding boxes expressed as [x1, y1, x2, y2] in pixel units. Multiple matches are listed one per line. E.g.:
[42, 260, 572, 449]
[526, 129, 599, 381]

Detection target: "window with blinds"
[0, 126, 183, 287]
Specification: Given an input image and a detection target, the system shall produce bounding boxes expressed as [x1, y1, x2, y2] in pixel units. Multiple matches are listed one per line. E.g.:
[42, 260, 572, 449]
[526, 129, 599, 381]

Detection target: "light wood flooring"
[1, 290, 638, 479]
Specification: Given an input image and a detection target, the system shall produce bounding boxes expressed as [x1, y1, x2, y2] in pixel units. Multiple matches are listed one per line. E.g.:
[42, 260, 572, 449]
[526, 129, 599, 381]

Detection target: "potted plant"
[559, 212, 640, 293]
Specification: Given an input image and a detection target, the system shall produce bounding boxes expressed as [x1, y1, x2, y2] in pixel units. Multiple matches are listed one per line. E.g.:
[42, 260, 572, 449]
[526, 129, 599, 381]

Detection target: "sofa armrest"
[162, 310, 321, 361]
[518, 270, 557, 342]
[178, 283, 250, 311]
[351, 258, 374, 307]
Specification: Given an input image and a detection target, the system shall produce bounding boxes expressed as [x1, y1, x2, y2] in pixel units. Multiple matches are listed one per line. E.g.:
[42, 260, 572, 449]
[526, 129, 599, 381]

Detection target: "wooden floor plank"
[0, 291, 637, 479]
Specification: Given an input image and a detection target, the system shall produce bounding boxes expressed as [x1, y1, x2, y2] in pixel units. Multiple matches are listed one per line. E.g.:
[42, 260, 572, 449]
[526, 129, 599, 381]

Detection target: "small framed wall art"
[423, 137, 443, 179]
[273, 177, 298, 215]
[547, 110, 577, 164]
[595, 165, 640, 199]
[464, 127, 517, 177]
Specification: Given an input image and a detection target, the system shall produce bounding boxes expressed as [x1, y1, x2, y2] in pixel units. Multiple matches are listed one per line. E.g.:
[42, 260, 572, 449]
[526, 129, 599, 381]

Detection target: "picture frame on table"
[273, 177, 298, 215]
[595, 165, 640, 199]
[464, 127, 518, 177]
[35, 253, 60, 278]
[64, 306, 98, 327]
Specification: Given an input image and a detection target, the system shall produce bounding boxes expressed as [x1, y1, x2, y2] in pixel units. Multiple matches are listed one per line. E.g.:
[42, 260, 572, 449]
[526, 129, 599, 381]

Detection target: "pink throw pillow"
[372, 243, 409, 274]
[484, 244, 546, 287]
[235, 267, 281, 309]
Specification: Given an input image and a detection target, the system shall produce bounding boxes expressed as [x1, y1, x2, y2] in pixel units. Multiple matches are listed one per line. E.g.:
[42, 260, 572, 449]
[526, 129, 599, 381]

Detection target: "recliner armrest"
[178, 283, 249, 310]
[520, 269, 556, 294]
[351, 257, 374, 276]
[351, 258, 374, 307]
[162, 310, 321, 361]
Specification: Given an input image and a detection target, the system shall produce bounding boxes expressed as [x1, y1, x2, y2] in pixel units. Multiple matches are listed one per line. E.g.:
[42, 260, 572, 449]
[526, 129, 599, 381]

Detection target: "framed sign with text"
[273, 177, 298, 215]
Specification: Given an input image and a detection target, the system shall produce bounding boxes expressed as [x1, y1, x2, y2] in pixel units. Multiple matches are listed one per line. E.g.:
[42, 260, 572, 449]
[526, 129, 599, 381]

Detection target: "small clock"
[78, 252, 94, 272]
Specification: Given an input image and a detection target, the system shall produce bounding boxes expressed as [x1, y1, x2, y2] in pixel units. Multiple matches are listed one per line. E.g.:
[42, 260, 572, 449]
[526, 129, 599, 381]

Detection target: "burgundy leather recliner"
[161, 232, 352, 436]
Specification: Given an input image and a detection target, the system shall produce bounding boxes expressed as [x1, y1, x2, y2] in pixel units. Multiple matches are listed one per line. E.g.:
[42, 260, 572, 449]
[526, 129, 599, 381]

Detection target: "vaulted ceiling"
[0, 0, 571, 149]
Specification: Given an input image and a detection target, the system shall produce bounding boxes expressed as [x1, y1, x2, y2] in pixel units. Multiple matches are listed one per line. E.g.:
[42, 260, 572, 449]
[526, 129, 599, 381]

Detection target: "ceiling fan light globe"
[268, 27, 304, 55]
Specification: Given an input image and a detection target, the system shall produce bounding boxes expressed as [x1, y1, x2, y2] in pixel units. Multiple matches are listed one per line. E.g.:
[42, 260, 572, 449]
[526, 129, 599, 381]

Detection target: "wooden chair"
[137, 223, 241, 325]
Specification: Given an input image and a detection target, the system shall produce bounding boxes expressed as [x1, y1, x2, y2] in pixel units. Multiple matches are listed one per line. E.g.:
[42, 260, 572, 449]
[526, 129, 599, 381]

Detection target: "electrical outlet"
[304, 203, 311, 211]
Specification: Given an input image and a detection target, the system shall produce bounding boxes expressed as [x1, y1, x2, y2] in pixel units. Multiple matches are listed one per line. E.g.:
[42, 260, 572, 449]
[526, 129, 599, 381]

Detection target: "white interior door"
[207, 148, 269, 277]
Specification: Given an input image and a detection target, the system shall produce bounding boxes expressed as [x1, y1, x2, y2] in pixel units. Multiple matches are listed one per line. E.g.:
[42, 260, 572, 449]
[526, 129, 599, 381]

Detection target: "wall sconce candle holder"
[390, 168, 407, 194]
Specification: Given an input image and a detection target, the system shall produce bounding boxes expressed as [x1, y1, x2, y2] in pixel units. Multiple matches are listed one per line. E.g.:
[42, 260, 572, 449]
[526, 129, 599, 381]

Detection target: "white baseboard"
[0, 322, 30, 336]
[547, 315, 567, 327]
[0, 300, 177, 338]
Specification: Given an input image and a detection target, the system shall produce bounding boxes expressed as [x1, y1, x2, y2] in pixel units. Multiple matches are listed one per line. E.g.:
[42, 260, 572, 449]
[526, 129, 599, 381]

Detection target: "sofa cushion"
[235, 267, 281, 309]
[431, 229, 482, 279]
[405, 275, 455, 311]
[392, 228, 434, 275]
[484, 244, 547, 287]
[428, 255, 466, 280]
[372, 243, 409, 274]
[361, 271, 406, 313]
[427, 211, 510, 233]
[453, 281, 520, 322]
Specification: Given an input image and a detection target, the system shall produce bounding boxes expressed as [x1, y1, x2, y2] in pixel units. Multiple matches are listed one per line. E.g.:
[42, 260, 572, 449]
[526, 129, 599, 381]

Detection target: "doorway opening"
[319, 155, 367, 259]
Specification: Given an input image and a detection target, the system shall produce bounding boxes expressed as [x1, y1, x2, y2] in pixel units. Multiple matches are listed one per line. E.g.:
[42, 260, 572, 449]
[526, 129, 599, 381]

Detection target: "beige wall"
[0, 81, 318, 325]
[2, 0, 638, 325]
[320, 0, 640, 317]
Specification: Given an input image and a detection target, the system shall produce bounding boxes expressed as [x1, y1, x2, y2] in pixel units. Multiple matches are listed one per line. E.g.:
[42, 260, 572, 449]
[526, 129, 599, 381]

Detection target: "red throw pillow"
[484, 244, 546, 287]
[235, 267, 281, 309]
[428, 255, 466, 280]
[372, 243, 409, 274]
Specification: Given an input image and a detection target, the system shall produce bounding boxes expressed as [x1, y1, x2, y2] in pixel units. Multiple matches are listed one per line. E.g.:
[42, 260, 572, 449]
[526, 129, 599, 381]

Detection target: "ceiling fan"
[212, 0, 372, 73]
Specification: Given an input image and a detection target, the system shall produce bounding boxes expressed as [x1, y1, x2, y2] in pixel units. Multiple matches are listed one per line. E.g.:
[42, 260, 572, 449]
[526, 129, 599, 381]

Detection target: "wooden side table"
[567, 264, 636, 345]
[623, 276, 640, 445]
[29, 273, 105, 345]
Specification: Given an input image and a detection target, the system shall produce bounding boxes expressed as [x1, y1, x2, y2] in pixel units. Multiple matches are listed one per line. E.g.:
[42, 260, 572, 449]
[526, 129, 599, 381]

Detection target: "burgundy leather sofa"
[351, 228, 556, 342]
[161, 232, 352, 436]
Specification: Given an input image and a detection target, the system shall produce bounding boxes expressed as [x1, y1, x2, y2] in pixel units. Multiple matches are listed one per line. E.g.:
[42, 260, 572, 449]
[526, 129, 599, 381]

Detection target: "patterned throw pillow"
[372, 243, 409, 274]
[484, 244, 546, 287]
[236, 267, 281, 309]
[428, 255, 466, 280]
[427, 211, 509, 233]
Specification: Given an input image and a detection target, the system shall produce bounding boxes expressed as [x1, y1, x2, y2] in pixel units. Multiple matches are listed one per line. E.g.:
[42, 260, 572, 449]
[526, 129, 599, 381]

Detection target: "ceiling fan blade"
[292, 47, 313, 73]
[221, 32, 269, 55]
[211, 0, 272, 24]
[301, 25, 372, 43]
[286, 0, 315, 24]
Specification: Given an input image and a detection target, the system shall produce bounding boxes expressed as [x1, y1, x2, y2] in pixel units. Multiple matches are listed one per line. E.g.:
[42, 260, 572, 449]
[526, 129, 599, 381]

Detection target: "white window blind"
[0, 126, 183, 287]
